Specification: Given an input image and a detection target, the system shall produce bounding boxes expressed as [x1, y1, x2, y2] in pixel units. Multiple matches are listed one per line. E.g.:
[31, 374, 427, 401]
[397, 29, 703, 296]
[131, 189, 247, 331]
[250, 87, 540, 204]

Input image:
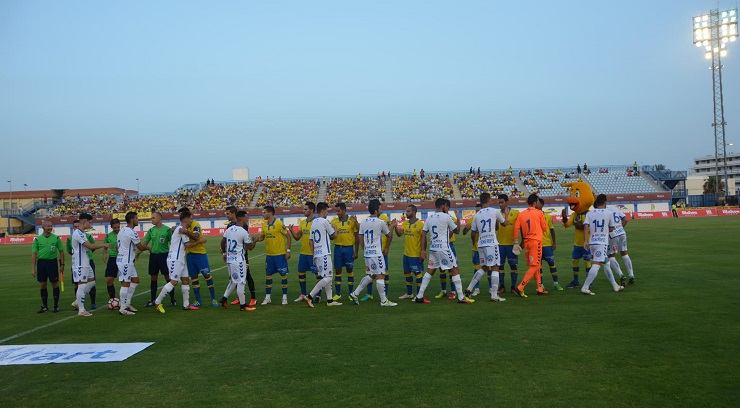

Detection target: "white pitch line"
[0, 248, 278, 344]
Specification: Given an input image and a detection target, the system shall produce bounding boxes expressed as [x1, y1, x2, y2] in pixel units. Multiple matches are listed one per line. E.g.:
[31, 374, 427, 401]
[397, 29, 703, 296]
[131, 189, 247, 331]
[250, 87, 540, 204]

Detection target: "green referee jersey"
[143, 225, 172, 254]
[103, 232, 118, 257]
[67, 232, 95, 258]
[32, 233, 63, 260]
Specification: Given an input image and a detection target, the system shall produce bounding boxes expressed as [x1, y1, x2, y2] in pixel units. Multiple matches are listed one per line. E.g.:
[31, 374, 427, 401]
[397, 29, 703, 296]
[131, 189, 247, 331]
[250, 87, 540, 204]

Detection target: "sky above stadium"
[1, 0, 738, 194]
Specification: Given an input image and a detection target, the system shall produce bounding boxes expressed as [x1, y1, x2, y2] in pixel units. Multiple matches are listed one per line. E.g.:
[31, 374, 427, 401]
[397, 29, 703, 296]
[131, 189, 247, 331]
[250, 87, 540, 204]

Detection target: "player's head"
[151, 211, 162, 225]
[179, 210, 192, 228]
[262, 205, 275, 219]
[536, 198, 545, 211]
[125, 211, 138, 227]
[177, 207, 190, 214]
[41, 219, 53, 235]
[72, 219, 80, 231]
[110, 218, 121, 233]
[406, 204, 417, 219]
[527, 194, 539, 206]
[304, 201, 315, 218]
[475, 203, 482, 211]
[225, 206, 237, 221]
[498, 194, 509, 209]
[79, 213, 93, 230]
[335, 202, 347, 217]
[480, 192, 491, 206]
[434, 198, 446, 210]
[595, 194, 607, 208]
[316, 202, 330, 217]
[236, 210, 247, 226]
[368, 199, 381, 216]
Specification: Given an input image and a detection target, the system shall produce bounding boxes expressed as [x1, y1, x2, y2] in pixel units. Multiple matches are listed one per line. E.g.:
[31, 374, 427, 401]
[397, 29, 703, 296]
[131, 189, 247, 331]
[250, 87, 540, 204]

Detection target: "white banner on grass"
[0, 343, 154, 365]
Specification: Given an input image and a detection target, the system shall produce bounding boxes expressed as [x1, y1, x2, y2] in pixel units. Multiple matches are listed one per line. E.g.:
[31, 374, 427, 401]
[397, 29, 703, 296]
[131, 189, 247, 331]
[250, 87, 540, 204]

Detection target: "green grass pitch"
[0, 217, 738, 407]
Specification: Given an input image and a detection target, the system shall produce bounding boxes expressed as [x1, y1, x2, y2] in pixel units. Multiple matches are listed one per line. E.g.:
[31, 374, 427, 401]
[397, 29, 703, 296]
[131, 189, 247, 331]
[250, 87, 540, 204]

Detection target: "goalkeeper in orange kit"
[513, 194, 549, 297]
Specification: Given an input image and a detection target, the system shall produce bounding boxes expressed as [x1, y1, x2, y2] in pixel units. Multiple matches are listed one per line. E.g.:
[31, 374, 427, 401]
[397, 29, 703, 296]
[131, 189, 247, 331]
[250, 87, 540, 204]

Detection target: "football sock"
[384, 274, 389, 295]
[467, 269, 485, 292]
[206, 277, 216, 300]
[107, 284, 116, 299]
[298, 271, 307, 295]
[353, 276, 373, 296]
[452, 274, 464, 300]
[309, 279, 324, 298]
[622, 255, 634, 277]
[348, 270, 355, 293]
[41, 288, 48, 308]
[280, 276, 288, 296]
[334, 271, 342, 296]
[416, 272, 433, 299]
[182, 284, 191, 307]
[490, 272, 500, 296]
[366, 280, 374, 296]
[583, 264, 600, 289]
[265, 274, 273, 296]
[535, 270, 544, 292]
[156, 282, 174, 305]
[323, 276, 333, 302]
[519, 267, 539, 291]
[191, 276, 202, 303]
[440, 272, 448, 292]
[510, 271, 519, 289]
[603, 262, 619, 289]
[549, 264, 559, 282]
[126, 282, 137, 308]
[236, 283, 245, 305]
[150, 280, 158, 302]
[415, 273, 422, 293]
[487, 271, 493, 292]
[246, 269, 256, 298]
[609, 258, 624, 277]
[76, 284, 86, 313]
[572, 260, 580, 282]
[119, 286, 129, 310]
[223, 282, 235, 299]
[52, 287, 60, 307]
[404, 272, 414, 295]
[377, 279, 388, 303]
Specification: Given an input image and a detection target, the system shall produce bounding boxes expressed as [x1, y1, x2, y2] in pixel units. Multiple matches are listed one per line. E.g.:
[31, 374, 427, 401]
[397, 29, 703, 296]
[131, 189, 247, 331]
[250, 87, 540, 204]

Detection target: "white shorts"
[117, 262, 138, 283]
[428, 250, 457, 271]
[364, 256, 386, 275]
[314, 255, 333, 277]
[72, 265, 93, 283]
[608, 235, 628, 255]
[478, 246, 500, 267]
[228, 261, 247, 284]
[168, 260, 188, 281]
[588, 244, 608, 263]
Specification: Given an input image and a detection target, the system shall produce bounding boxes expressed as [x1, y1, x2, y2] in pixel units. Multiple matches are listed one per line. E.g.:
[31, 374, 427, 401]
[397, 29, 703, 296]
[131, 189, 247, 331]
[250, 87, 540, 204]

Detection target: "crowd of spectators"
[189, 182, 257, 210]
[49, 194, 119, 216]
[455, 172, 523, 199]
[392, 174, 453, 202]
[256, 179, 318, 207]
[325, 177, 385, 204]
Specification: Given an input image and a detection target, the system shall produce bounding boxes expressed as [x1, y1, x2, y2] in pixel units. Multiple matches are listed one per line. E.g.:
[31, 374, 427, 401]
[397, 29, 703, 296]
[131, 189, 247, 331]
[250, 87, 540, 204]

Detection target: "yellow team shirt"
[185, 220, 206, 254]
[565, 211, 588, 246]
[449, 214, 457, 243]
[331, 216, 358, 247]
[496, 209, 520, 245]
[262, 218, 287, 256]
[467, 213, 479, 251]
[299, 217, 314, 256]
[379, 213, 390, 249]
[401, 219, 423, 257]
[542, 213, 554, 247]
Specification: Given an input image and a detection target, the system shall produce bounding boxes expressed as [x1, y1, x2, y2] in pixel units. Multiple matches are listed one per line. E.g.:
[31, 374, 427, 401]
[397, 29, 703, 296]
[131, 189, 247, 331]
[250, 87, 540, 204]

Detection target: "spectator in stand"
[577, 164, 581, 174]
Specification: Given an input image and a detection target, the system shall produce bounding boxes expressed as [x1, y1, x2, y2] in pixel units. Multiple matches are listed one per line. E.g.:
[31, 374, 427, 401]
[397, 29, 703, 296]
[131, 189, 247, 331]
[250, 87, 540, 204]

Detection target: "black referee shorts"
[36, 259, 59, 283]
[149, 253, 169, 276]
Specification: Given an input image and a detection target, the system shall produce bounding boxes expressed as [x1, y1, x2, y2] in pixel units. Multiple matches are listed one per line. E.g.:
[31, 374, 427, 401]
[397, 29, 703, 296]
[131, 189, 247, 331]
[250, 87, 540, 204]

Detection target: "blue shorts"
[472, 251, 480, 266]
[571, 245, 592, 261]
[298, 254, 317, 274]
[266, 255, 289, 276]
[542, 246, 556, 265]
[498, 245, 519, 269]
[334, 245, 355, 271]
[186, 253, 211, 278]
[449, 243, 457, 257]
[403, 255, 423, 273]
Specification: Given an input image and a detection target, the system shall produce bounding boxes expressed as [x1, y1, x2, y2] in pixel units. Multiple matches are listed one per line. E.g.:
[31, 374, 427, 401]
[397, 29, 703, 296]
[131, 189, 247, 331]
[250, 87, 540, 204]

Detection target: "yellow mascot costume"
[561, 181, 595, 288]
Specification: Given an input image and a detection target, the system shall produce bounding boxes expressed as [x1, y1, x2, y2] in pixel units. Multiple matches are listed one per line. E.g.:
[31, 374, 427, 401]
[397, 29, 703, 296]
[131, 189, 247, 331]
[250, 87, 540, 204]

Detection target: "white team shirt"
[359, 216, 389, 257]
[116, 226, 140, 264]
[71, 229, 90, 269]
[584, 208, 615, 245]
[167, 226, 190, 264]
[223, 224, 252, 264]
[423, 212, 458, 252]
[607, 207, 626, 238]
[471, 207, 505, 248]
[310, 217, 334, 258]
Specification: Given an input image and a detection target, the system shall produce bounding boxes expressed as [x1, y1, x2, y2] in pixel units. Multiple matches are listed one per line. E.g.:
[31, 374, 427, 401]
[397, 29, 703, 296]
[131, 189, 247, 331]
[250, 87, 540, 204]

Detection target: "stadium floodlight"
[693, 8, 738, 201]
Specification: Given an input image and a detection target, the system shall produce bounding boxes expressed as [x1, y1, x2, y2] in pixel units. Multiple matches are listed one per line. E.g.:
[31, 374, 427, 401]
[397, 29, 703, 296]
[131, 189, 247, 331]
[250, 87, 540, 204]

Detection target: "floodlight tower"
[693, 9, 738, 200]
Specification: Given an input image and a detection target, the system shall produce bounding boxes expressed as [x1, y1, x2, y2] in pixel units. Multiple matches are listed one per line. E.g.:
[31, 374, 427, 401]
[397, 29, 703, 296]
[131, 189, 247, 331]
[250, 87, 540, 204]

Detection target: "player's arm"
[83, 240, 110, 251]
[102, 242, 109, 263]
[463, 221, 472, 235]
[185, 238, 206, 249]
[513, 216, 521, 243]
[562, 211, 574, 228]
[500, 208, 511, 227]
[550, 227, 557, 250]
[179, 227, 200, 240]
[87, 235, 100, 252]
[138, 230, 152, 258]
[420, 229, 428, 259]
[328, 225, 337, 240]
[352, 222, 359, 259]
[383, 220, 397, 256]
[471, 230, 477, 246]
[220, 236, 227, 254]
[621, 217, 628, 227]
[288, 224, 301, 240]
[66, 237, 73, 255]
[356, 232, 364, 250]
[394, 222, 404, 237]
[283, 225, 291, 259]
[583, 224, 591, 250]
[31, 250, 38, 277]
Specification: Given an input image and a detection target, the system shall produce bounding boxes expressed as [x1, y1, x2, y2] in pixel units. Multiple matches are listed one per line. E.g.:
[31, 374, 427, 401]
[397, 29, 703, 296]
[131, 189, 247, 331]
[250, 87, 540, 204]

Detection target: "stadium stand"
[583, 166, 661, 194]
[392, 174, 454, 202]
[255, 179, 317, 207]
[454, 171, 524, 199]
[325, 177, 385, 204]
[190, 182, 257, 210]
[520, 168, 580, 197]
[50, 194, 118, 216]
